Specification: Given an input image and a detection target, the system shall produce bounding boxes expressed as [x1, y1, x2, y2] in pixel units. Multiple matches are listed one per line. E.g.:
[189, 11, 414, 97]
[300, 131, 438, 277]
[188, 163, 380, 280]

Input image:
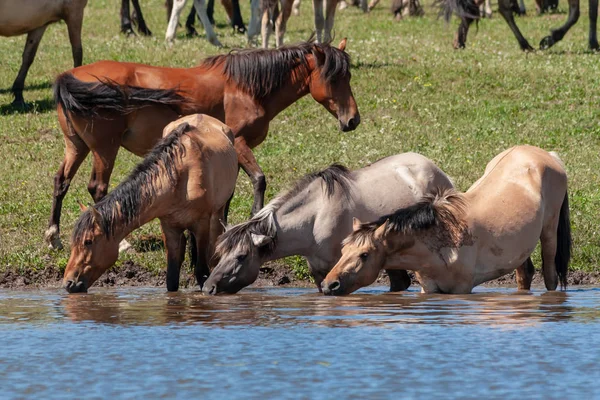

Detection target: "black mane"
[203, 39, 351, 99]
[71, 122, 191, 243]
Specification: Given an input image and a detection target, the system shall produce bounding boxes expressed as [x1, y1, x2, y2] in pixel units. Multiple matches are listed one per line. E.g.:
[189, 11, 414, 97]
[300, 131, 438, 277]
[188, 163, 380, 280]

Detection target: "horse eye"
[237, 254, 247, 262]
[84, 239, 93, 247]
[359, 252, 369, 260]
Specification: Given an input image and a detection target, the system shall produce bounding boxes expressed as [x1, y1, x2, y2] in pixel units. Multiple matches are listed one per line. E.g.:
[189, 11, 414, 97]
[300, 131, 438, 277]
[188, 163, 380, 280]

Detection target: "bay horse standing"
[47, 39, 359, 250]
[202, 153, 455, 295]
[440, 0, 596, 50]
[0, 0, 87, 107]
[322, 145, 571, 295]
[63, 114, 238, 293]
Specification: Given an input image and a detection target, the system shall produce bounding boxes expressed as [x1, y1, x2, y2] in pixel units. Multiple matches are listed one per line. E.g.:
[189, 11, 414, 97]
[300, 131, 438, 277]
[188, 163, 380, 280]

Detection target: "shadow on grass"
[0, 98, 55, 115]
[0, 81, 53, 94]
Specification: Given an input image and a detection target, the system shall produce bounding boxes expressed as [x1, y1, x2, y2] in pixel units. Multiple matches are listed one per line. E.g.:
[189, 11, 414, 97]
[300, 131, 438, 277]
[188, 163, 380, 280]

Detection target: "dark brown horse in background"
[440, 0, 598, 51]
[120, 0, 246, 36]
[47, 39, 359, 250]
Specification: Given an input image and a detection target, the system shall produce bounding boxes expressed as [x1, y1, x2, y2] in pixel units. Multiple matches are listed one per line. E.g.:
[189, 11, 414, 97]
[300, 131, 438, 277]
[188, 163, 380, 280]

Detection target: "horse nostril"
[206, 285, 217, 296]
[328, 280, 341, 292]
[65, 280, 74, 292]
[347, 118, 356, 130]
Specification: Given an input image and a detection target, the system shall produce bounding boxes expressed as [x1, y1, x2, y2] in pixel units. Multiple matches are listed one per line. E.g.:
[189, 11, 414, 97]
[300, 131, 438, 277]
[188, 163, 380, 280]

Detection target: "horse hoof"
[44, 226, 63, 250]
[539, 36, 555, 50]
[209, 37, 223, 48]
[119, 239, 133, 253]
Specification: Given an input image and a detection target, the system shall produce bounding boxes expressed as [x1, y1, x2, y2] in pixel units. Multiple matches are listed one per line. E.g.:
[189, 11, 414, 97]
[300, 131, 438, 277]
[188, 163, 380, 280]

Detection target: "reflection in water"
[0, 287, 595, 328]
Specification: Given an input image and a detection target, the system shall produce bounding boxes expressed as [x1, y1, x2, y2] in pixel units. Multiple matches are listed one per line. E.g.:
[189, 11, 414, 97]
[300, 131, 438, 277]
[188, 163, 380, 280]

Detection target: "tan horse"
[0, 0, 87, 107]
[203, 153, 454, 295]
[323, 145, 571, 295]
[63, 114, 238, 293]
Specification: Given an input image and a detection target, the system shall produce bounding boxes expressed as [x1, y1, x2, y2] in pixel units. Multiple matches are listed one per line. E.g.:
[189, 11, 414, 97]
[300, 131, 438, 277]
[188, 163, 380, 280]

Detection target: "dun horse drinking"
[63, 114, 238, 293]
[203, 153, 455, 295]
[0, 0, 87, 107]
[322, 145, 571, 295]
[48, 39, 358, 250]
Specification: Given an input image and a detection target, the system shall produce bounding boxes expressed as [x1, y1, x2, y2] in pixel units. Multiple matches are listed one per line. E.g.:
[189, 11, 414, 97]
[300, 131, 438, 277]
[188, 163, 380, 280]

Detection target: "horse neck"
[261, 61, 313, 120]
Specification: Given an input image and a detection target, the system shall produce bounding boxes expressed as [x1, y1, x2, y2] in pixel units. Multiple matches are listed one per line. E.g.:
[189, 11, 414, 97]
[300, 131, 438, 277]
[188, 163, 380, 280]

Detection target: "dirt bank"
[1, 261, 599, 290]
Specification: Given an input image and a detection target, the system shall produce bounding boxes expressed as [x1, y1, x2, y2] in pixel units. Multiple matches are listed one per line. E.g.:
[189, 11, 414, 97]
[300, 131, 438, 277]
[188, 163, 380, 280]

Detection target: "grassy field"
[1, 0, 599, 280]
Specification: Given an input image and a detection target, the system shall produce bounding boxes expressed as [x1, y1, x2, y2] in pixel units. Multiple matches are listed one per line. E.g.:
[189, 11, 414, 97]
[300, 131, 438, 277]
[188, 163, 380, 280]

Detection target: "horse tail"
[434, 0, 479, 22]
[53, 72, 190, 119]
[555, 190, 571, 290]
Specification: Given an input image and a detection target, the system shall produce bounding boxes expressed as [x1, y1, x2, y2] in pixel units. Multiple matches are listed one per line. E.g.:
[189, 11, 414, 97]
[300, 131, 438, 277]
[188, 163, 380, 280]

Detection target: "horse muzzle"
[321, 279, 343, 296]
[64, 279, 87, 294]
[339, 113, 360, 132]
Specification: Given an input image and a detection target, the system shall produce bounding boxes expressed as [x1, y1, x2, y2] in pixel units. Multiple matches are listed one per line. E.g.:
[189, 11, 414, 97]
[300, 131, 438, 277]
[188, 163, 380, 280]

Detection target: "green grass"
[1, 0, 600, 278]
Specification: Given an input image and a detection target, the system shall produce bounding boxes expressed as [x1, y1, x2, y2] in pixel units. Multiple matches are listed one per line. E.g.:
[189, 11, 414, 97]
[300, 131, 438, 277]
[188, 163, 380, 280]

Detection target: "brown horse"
[323, 145, 571, 295]
[63, 114, 238, 293]
[47, 39, 359, 250]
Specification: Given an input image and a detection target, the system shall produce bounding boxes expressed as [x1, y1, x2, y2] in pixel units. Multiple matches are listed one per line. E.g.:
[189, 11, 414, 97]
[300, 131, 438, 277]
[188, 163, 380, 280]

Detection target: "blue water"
[0, 287, 599, 399]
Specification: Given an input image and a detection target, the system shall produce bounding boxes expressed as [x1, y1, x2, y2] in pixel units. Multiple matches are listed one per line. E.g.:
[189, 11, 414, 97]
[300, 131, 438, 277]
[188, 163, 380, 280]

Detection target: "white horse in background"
[0, 0, 87, 107]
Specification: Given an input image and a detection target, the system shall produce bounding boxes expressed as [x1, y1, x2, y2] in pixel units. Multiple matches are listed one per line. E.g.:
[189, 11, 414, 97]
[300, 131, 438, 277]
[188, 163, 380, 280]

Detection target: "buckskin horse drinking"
[48, 38, 358, 250]
[63, 114, 238, 293]
[202, 153, 455, 295]
[322, 145, 571, 295]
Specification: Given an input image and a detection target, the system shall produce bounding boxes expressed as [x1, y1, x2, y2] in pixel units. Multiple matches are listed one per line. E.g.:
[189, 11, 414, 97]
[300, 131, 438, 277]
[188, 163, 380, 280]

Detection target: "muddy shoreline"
[1, 260, 599, 290]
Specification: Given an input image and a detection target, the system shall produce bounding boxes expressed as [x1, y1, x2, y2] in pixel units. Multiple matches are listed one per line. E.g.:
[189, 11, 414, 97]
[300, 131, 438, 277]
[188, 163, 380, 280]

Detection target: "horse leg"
[162, 224, 186, 291]
[589, 0, 599, 50]
[359, 0, 368, 12]
[11, 26, 47, 108]
[193, 0, 223, 46]
[368, 0, 380, 11]
[191, 220, 211, 289]
[45, 132, 90, 250]
[186, 5, 199, 36]
[539, 0, 580, 49]
[484, 0, 493, 17]
[540, 220, 560, 291]
[323, 0, 337, 43]
[235, 138, 266, 216]
[261, 3, 272, 48]
[497, 0, 534, 51]
[166, 0, 187, 42]
[248, 0, 261, 43]
[121, 0, 135, 35]
[312, 0, 325, 43]
[275, 0, 293, 47]
[386, 269, 411, 292]
[453, 16, 474, 49]
[229, 0, 247, 33]
[515, 257, 535, 290]
[65, 10, 84, 68]
[207, 0, 216, 24]
[293, 0, 301, 15]
[131, 0, 153, 35]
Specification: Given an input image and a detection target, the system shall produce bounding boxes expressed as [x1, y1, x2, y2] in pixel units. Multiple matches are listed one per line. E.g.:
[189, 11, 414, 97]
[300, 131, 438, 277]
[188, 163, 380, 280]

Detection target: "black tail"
[53, 73, 190, 119]
[434, 0, 479, 22]
[555, 191, 571, 290]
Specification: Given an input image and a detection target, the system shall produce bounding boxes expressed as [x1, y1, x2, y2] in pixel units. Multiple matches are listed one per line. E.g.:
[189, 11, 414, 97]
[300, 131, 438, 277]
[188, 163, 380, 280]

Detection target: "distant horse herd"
[1, 0, 579, 295]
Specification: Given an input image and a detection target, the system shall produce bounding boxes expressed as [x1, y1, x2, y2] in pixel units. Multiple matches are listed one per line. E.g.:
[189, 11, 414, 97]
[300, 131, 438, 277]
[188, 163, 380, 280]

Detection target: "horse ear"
[251, 233, 273, 248]
[374, 220, 389, 240]
[352, 217, 363, 231]
[89, 206, 103, 227]
[312, 45, 326, 66]
[338, 38, 347, 51]
[78, 200, 87, 212]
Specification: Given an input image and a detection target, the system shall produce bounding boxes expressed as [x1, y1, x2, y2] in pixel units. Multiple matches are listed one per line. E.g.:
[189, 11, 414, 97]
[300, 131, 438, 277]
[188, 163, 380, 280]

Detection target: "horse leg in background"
[386, 269, 411, 292]
[312, 0, 325, 43]
[121, 0, 135, 35]
[540, 224, 559, 291]
[131, 0, 153, 35]
[518, 0, 526, 14]
[261, 0, 273, 48]
[207, 0, 216, 24]
[515, 257, 535, 290]
[65, 7, 85, 68]
[192, 0, 224, 46]
[10, 26, 47, 108]
[208, 207, 227, 268]
[275, 0, 293, 47]
[293, 0, 301, 15]
[166, 0, 187, 42]
[589, 0, 599, 50]
[45, 130, 90, 250]
[323, 0, 337, 43]
[235, 138, 266, 216]
[224, 0, 247, 33]
[186, 5, 199, 36]
[191, 220, 211, 288]
[497, 0, 534, 50]
[539, 0, 580, 49]
[248, 0, 262, 42]
[359, 0, 368, 12]
[481, 0, 493, 17]
[453, 15, 475, 48]
[162, 224, 186, 291]
[368, 0, 380, 11]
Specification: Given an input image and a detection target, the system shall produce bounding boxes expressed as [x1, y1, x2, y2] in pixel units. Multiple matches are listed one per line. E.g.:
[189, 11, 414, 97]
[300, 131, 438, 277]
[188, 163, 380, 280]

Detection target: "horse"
[202, 153, 455, 295]
[47, 39, 358, 251]
[249, 0, 294, 47]
[439, 0, 591, 51]
[0, 0, 87, 107]
[366, 0, 424, 19]
[63, 114, 238, 293]
[288, 0, 339, 42]
[322, 145, 571, 295]
[120, 0, 152, 36]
